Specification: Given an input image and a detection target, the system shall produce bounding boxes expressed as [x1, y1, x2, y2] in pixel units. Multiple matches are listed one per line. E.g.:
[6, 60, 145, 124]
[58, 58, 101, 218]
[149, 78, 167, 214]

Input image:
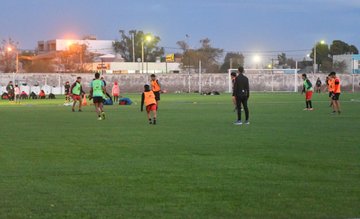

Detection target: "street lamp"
[141, 34, 152, 74]
[253, 55, 261, 69]
[7, 46, 19, 73]
[313, 40, 325, 73]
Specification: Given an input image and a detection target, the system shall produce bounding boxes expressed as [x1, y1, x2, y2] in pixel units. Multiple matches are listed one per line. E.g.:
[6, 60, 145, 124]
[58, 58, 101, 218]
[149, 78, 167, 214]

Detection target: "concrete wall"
[1, 73, 360, 94]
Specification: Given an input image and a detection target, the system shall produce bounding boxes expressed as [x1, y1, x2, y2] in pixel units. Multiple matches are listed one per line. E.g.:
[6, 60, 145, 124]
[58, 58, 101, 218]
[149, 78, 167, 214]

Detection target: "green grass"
[0, 92, 359, 218]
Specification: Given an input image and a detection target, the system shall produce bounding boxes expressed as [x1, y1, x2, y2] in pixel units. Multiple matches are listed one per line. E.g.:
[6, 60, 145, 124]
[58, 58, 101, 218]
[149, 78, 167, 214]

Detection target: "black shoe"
[153, 120, 157, 125]
[149, 119, 152, 124]
[72, 108, 75, 112]
[338, 111, 341, 115]
[79, 109, 82, 112]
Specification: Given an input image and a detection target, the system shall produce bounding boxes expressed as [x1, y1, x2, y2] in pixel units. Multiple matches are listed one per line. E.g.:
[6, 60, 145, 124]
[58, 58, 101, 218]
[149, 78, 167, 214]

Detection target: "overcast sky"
[0, 0, 359, 59]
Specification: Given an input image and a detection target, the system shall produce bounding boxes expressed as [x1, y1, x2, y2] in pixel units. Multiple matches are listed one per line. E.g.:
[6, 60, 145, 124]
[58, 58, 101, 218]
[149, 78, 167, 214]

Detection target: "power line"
[160, 45, 311, 54]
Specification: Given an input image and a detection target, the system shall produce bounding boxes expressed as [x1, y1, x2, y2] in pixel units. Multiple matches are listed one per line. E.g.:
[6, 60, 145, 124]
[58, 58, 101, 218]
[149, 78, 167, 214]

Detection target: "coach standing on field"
[233, 66, 250, 125]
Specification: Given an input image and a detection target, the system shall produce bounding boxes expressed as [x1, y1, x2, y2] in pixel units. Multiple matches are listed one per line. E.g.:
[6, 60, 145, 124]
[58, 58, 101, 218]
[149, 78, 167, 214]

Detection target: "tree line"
[0, 31, 358, 73]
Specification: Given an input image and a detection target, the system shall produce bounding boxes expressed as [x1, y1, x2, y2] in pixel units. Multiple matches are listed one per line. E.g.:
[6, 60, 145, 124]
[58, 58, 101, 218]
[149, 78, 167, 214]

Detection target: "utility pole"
[130, 30, 136, 62]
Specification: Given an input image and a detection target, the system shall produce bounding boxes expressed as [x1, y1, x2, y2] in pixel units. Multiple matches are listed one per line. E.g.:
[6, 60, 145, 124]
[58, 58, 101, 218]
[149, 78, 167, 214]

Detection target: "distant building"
[84, 62, 181, 74]
[333, 54, 360, 74]
[37, 38, 114, 55]
[33, 37, 181, 73]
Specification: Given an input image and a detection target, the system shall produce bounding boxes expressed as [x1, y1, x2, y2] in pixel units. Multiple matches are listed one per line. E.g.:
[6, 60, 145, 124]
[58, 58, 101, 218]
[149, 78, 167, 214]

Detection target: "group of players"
[302, 71, 341, 114]
[65, 68, 342, 125]
[66, 73, 162, 123]
[230, 66, 343, 126]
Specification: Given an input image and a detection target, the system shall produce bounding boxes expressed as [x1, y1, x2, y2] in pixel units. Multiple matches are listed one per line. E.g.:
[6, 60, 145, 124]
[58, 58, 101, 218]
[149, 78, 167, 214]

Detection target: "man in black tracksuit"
[233, 66, 250, 125]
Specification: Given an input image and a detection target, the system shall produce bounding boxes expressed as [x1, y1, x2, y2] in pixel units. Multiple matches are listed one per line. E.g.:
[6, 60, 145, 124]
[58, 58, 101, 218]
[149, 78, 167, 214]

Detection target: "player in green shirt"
[70, 77, 85, 112]
[90, 73, 106, 120]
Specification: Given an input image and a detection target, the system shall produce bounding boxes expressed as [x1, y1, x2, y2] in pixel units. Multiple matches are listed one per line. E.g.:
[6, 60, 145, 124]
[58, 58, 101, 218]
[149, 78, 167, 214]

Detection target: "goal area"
[228, 68, 299, 93]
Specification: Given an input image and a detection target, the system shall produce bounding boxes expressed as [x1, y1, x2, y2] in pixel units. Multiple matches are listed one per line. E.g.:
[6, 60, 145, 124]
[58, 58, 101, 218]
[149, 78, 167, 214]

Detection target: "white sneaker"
[98, 117, 102, 121]
[245, 121, 250, 125]
[234, 120, 242, 125]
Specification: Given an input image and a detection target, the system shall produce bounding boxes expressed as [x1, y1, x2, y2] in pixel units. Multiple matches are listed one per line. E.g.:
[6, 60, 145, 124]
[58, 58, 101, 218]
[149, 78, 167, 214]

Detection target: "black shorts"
[154, 91, 160, 101]
[332, 93, 340, 101]
[328, 92, 333, 97]
[93, 96, 103, 103]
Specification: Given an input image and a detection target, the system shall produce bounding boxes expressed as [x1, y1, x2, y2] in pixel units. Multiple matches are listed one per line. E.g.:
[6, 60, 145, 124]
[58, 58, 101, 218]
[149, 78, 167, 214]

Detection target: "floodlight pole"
[352, 58, 355, 93]
[141, 41, 144, 74]
[295, 61, 298, 92]
[199, 60, 202, 94]
[271, 59, 274, 92]
[16, 51, 19, 73]
[313, 44, 317, 74]
[131, 31, 136, 63]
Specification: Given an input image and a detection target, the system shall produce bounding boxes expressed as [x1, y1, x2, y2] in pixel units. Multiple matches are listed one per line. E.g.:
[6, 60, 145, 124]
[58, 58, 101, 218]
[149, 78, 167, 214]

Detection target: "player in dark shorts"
[150, 74, 161, 107]
[64, 81, 70, 102]
[329, 72, 341, 114]
[90, 73, 106, 120]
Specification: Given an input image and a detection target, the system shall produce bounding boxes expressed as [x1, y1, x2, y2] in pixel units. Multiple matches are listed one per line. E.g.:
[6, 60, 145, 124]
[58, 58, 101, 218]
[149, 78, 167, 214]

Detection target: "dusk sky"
[0, 0, 359, 60]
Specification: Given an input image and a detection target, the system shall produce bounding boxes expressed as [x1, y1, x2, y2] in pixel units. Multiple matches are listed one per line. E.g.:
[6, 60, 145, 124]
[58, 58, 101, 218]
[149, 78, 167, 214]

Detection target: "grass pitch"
[0, 93, 359, 218]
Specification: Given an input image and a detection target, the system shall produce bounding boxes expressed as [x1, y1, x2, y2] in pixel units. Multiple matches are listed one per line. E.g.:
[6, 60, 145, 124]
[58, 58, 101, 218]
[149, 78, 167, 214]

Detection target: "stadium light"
[145, 35, 152, 42]
[142, 34, 153, 74]
[6, 46, 19, 73]
[253, 55, 261, 63]
[67, 40, 73, 48]
[253, 55, 261, 69]
[313, 40, 326, 73]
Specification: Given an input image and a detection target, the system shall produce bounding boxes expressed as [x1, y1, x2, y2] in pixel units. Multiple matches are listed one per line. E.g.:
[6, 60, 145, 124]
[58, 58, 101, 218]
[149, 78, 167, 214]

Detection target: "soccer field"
[1, 92, 359, 218]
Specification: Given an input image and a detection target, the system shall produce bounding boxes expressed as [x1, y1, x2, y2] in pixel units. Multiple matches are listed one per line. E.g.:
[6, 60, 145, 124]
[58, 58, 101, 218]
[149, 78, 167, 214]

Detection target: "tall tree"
[349, 45, 359, 54]
[113, 30, 164, 62]
[220, 52, 245, 72]
[330, 40, 359, 56]
[277, 53, 287, 66]
[330, 40, 350, 56]
[177, 38, 223, 73]
[58, 43, 94, 72]
[286, 58, 296, 69]
[310, 43, 330, 67]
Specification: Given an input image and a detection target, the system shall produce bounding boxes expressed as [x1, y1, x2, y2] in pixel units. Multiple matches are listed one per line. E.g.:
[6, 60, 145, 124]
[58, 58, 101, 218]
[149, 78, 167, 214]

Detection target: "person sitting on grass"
[141, 84, 157, 125]
[301, 74, 314, 111]
[6, 81, 14, 101]
[39, 90, 46, 99]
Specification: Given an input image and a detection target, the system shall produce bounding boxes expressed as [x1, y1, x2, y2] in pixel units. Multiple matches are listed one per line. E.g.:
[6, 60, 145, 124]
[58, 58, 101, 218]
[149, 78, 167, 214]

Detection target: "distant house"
[37, 38, 114, 55]
[333, 54, 360, 74]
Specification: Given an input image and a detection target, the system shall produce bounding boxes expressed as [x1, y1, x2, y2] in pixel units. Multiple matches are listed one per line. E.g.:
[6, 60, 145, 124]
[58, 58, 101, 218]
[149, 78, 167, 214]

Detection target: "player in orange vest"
[150, 74, 161, 109]
[141, 84, 158, 125]
[326, 75, 334, 107]
[329, 72, 341, 114]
